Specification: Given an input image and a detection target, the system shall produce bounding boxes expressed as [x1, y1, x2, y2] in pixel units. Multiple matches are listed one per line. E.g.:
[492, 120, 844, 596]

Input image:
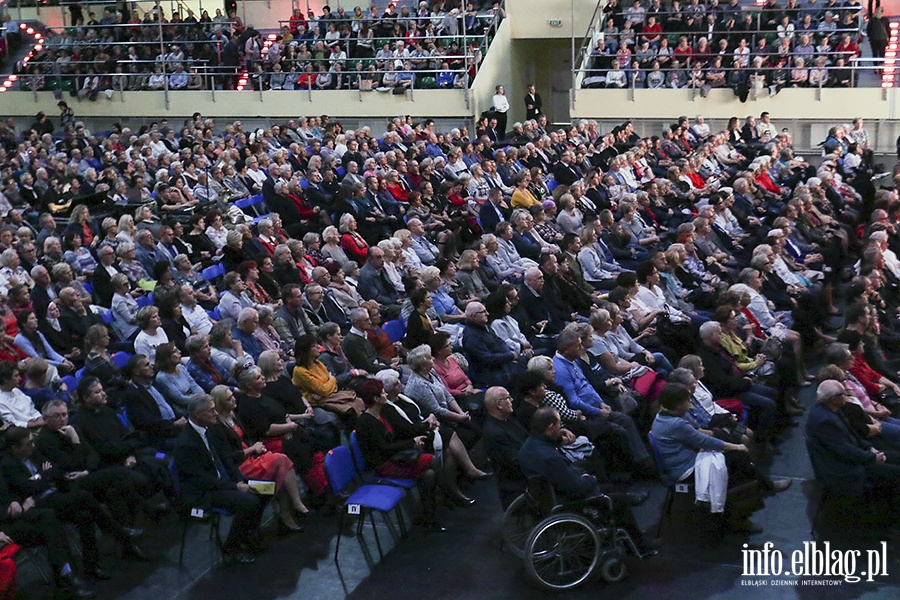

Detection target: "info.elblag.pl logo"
[741, 541, 889, 586]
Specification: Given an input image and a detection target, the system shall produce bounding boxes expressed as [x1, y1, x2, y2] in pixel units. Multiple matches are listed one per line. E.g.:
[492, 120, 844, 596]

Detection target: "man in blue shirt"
[553, 328, 654, 475]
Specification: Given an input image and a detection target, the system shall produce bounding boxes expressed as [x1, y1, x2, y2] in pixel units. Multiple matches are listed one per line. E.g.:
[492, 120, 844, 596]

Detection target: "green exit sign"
[548, 19, 562, 27]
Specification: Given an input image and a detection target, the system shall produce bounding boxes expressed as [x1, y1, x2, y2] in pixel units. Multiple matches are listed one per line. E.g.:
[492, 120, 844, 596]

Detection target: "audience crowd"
[584, 0, 887, 92]
[15, 1, 505, 95]
[0, 95, 897, 595]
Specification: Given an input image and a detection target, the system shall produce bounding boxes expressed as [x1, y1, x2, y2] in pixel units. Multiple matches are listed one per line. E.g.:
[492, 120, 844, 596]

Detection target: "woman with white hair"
[320, 225, 349, 265]
[339, 214, 369, 265]
[405, 344, 482, 449]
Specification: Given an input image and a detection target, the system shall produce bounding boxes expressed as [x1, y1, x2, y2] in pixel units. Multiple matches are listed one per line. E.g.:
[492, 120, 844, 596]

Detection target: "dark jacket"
[35, 426, 101, 473]
[355, 411, 417, 469]
[123, 382, 182, 444]
[71, 405, 142, 467]
[805, 402, 876, 496]
[462, 322, 515, 386]
[483, 414, 529, 509]
[697, 343, 753, 396]
[517, 434, 597, 500]
[173, 423, 243, 508]
[342, 331, 391, 374]
[357, 262, 401, 306]
[478, 200, 508, 234]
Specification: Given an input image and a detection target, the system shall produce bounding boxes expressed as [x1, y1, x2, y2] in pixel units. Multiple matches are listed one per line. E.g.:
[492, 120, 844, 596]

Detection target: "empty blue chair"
[111, 352, 132, 368]
[201, 265, 222, 281]
[349, 431, 416, 489]
[546, 178, 559, 192]
[136, 293, 154, 308]
[74, 368, 86, 382]
[382, 319, 406, 343]
[325, 446, 405, 563]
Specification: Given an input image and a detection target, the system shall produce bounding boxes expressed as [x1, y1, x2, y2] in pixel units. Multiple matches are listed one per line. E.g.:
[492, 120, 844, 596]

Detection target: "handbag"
[616, 388, 640, 415]
[391, 448, 422, 465]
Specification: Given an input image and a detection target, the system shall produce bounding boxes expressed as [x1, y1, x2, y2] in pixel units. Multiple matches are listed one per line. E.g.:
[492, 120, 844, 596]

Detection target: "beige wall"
[0, 88, 472, 120]
[505, 0, 599, 40]
[470, 18, 513, 121]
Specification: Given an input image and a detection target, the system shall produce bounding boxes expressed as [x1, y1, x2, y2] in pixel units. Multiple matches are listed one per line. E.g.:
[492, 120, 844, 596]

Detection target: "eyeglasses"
[46, 412, 68, 419]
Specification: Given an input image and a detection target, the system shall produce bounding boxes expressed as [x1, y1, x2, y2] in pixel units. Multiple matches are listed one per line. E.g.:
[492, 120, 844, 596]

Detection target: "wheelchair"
[502, 476, 643, 591]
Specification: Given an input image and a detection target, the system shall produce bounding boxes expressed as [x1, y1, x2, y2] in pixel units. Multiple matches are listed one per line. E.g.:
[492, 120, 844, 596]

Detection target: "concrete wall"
[504, 0, 599, 40]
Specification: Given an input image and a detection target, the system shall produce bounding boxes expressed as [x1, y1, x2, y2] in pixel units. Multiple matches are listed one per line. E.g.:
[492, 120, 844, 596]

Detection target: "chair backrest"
[82, 282, 94, 295]
[201, 265, 220, 281]
[101, 310, 116, 325]
[235, 197, 254, 209]
[349, 431, 367, 472]
[74, 368, 85, 382]
[211, 306, 221, 320]
[61, 375, 78, 392]
[111, 351, 132, 368]
[647, 432, 671, 483]
[116, 408, 131, 428]
[325, 446, 358, 496]
[382, 319, 406, 343]
[168, 459, 182, 496]
[136, 293, 154, 308]
[525, 475, 558, 516]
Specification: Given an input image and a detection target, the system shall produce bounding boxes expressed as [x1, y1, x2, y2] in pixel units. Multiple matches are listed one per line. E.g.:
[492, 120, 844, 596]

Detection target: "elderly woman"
[209, 319, 251, 374]
[154, 342, 204, 416]
[261, 349, 340, 443]
[588, 308, 667, 402]
[237, 260, 274, 306]
[15, 309, 75, 374]
[218, 272, 254, 322]
[556, 193, 584, 236]
[116, 242, 152, 287]
[21, 357, 63, 410]
[602, 302, 673, 374]
[429, 331, 486, 413]
[354, 378, 445, 527]
[533, 202, 564, 244]
[133, 306, 168, 365]
[292, 332, 364, 419]
[117, 214, 137, 245]
[233, 363, 327, 497]
[420, 265, 465, 325]
[482, 234, 525, 282]
[205, 209, 229, 250]
[668, 366, 753, 445]
[184, 333, 232, 392]
[495, 222, 539, 273]
[320, 226, 349, 265]
[254, 305, 290, 358]
[456, 249, 491, 301]
[63, 232, 98, 277]
[405, 344, 481, 449]
[339, 214, 369, 265]
[210, 385, 309, 532]
[651, 383, 789, 529]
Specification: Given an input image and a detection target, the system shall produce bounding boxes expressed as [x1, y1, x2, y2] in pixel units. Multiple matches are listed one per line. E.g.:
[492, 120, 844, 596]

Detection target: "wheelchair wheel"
[600, 555, 628, 583]
[502, 493, 541, 558]
[524, 514, 601, 591]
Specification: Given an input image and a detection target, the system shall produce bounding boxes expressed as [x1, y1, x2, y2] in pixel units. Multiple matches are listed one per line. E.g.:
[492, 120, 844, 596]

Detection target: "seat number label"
[348, 504, 361, 515]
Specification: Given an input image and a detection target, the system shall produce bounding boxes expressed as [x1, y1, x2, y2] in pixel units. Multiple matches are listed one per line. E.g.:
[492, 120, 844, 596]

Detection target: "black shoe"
[637, 538, 661, 558]
[470, 471, 493, 480]
[222, 551, 255, 565]
[122, 542, 150, 562]
[277, 519, 304, 535]
[448, 492, 476, 507]
[86, 567, 111, 581]
[56, 575, 96, 599]
[414, 517, 447, 533]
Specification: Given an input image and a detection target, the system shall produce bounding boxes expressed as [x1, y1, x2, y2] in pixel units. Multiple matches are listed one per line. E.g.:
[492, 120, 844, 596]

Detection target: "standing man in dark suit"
[523, 84, 543, 120]
[174, 394, 267, 565]
[807, 379, 900, 498]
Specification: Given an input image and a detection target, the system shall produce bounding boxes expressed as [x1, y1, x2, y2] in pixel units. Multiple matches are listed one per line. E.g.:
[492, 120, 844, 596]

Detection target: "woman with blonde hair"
[211, 385, 309, 532]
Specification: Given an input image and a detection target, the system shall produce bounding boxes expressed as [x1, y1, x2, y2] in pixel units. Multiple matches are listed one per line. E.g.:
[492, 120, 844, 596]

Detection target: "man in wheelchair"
[517, 406, 659, 558]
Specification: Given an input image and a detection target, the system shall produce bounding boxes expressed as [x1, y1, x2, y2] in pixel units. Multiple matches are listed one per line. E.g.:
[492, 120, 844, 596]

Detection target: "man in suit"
[517, 406, 657, 556]
[174, 394, 267, 565]
[122, 354, 187, 450]
[90, 245, 120, 306]
[357, 247, 403, 319]
[807, 379, 900, 498]
[515, 267, 571, 341]
[697, 321, 780, 451]
[29, 265, 56, 320]
[552, 151, 582, 186]
[342, 308, 398, 373]
[479, 188, 509, 234]
[523, 84, 542, 120]
[57, 286, 100, 346]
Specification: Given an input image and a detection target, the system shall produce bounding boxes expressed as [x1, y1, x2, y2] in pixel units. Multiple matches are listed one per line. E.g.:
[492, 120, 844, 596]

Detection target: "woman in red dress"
[211, 385, 309, 532]
[339, 214, 369, 265]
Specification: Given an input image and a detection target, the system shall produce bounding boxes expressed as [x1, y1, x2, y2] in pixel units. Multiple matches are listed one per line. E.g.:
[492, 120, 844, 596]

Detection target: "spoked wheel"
[524, 515, 601, 591]
[502, 494, 542, 558]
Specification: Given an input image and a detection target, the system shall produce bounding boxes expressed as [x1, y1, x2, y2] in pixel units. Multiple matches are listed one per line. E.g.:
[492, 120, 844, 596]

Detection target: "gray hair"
[816, 379, 845, 404]
[187, 393, 216, 416]
[407, 344, 433, 371]
[184, 334, 209, 355]
[348, 307, 369, 324]
[527, 355, 554, 374]
[374, 369, 402, 392]
[667, 368, 696, 386]
[237, 307, 258, 326]
[699, 321, 721, 341]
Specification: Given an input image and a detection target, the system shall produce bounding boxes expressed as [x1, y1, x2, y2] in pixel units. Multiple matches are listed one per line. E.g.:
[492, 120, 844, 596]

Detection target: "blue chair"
[210, 306, 221, 320]
[169, 461, 234, 567]
[61, 375, 78, 392]
[299, 178, 309, 190]
[101, 310, 115, 325]
[74, 368, 85, 382]
[136, 293, 154, 308]
[349, 431, 416, 489]
[82, 282, 94, 296]
[546, 178, 559, 192]
[325, 446, 405, 563]
[336, 166, 347, 177]
[201, 265, 222, 281]
[648, 432, 693, 536]
[382, 319, 406, 343]
[111, 352, 132, 368]
[116, 408, 131, 428]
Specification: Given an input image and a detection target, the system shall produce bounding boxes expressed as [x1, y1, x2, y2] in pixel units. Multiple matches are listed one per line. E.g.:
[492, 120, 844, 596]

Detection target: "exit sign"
[548, 19, 562, 27]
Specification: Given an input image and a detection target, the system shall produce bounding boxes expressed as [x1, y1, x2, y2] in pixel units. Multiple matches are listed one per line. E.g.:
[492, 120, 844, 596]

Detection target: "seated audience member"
[173, 394, 267, 564]
[123, 354, 187, 450]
